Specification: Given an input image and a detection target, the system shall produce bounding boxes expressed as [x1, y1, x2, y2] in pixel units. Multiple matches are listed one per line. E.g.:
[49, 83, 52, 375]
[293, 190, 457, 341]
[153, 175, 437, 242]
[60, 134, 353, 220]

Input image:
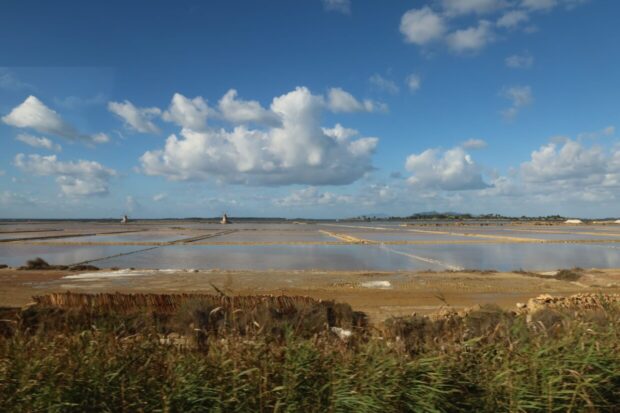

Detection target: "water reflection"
[2, 235, 620, 271]
[388, 243, 620, 271]
[94, 245, 445, 270]
[0, 245, 147, 267]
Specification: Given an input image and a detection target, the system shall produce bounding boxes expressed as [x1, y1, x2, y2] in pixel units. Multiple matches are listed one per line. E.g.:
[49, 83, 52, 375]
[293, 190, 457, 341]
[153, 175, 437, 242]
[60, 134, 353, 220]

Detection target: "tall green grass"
[1, 298, 619, 412]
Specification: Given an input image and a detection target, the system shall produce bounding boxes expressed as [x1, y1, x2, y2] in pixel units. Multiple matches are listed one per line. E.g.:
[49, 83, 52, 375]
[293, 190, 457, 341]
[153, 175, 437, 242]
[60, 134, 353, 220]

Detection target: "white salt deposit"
[63, 268, 187, 280]
[360, 280, 392, 289]
[540, 271, 558, 276]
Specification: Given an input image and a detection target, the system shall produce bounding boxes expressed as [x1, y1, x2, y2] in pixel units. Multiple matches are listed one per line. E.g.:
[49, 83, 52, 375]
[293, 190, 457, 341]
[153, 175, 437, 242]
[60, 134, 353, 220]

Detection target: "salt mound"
[64, 268, 188, 280]
[360, 280, 392, 289]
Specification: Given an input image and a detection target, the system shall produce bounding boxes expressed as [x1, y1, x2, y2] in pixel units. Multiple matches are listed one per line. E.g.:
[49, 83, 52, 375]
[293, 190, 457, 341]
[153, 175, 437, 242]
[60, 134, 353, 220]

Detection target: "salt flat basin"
[385, 243, 620, 271]
[42, 232, 192, 243]
[3, 220, 620, 271]
[0, 244, 147, 267]
[0, 231, 67, 241]
[452, 229, 620, 241]
[91, 244, 447, 271]
[343, 231, 478, 242]
[360, 226, 620, 241]
[5, 242, 619, 271]
[210, 230, 335, 243]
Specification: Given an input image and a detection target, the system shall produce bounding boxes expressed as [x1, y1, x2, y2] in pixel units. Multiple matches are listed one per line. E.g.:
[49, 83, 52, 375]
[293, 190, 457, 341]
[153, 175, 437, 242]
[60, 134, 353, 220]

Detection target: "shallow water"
[0, 245, 147, 267]
[387, 243, 620, 271]
[93, 244, 446, 271]
[0, 231, 66, 241]
[43, 233, 191, 243]
[212, 230, 336, 243]
[3, 221, 620, 271]
[349, 231, 479, 242]
[81, 242, 620, 271]
[455, 229, 620, 241]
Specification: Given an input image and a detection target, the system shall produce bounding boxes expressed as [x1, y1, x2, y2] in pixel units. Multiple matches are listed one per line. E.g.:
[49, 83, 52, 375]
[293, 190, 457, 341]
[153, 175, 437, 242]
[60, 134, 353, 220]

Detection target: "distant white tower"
[121, 215, 129, 224]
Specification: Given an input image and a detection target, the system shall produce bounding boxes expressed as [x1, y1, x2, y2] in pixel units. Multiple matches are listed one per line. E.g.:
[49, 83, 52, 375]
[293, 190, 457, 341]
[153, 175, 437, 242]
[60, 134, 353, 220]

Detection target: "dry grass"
[21, 292, 368, 341]
[515, 267, 585, 282]
[554, 268, 584, 281]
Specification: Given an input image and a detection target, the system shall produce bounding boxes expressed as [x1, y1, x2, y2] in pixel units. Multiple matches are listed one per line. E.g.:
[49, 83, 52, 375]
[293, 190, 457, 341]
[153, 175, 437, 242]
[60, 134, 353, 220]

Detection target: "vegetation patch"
[0, 293, 619, 412]
[19, 257, 68, 270]
[17, 257, 99, 272]
[515, 267, 584, 282]
[554, 267, 584, 281]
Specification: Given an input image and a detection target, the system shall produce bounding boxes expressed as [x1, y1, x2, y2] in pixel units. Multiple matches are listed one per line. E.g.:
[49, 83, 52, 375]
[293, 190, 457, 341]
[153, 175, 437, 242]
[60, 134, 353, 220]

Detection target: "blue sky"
[1, 0, 619, 218]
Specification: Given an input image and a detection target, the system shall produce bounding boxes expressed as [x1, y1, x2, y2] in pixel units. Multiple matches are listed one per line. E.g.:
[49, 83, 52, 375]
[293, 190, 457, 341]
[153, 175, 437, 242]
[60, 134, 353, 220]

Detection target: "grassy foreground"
[0, 293, 619, 412]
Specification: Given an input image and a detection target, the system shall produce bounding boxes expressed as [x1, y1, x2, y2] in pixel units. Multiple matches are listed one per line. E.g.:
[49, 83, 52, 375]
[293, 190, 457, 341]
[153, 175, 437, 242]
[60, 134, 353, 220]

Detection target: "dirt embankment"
[2, 266, 620, 320]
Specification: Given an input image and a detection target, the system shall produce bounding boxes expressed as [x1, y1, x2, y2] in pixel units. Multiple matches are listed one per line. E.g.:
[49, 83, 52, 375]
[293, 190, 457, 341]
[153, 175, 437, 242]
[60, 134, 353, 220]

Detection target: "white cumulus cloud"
[14, 154, 117, 197]
[15, 133, 62, 152]
[322, 123, 359, 142]
[520, 139, 609, 183]
[326, 87, 384, 113]
[2, 96, 108, 144]
[274, 186, 353, 207]
[405, 146, 489, 190]
[141, 87, 378, 186]
[400, 7, 446, 46]
[162, 93, 212, 130]
[400, 0, 590, 57]
[447, 20, 495, 53]
[108, 100, 161, 134]
[218, 89, 280, 126]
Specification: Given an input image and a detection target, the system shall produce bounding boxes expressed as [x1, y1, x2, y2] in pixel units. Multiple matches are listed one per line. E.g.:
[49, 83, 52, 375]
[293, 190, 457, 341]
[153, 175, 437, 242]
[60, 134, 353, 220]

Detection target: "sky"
[1, 0, 619, 219]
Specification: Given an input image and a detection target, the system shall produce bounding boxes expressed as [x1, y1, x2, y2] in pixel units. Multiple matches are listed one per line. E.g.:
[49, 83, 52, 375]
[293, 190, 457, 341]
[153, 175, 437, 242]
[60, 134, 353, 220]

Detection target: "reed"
[1, 293, 618, 412]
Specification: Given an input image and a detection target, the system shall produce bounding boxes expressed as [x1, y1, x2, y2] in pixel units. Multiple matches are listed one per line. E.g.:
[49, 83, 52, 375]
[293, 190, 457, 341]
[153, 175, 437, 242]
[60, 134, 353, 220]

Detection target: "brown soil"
[2, 267, 619, 321]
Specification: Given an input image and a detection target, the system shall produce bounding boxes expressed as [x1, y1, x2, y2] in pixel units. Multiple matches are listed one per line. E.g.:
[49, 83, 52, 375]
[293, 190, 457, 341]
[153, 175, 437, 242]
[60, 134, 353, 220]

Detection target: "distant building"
[221, 213, 231, 224]
[121, 215, 129, 224]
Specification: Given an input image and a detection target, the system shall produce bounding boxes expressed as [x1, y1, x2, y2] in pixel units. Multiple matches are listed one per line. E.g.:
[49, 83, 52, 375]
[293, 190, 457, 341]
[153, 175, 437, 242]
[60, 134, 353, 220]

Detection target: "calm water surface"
[0, 245, 147, 267]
